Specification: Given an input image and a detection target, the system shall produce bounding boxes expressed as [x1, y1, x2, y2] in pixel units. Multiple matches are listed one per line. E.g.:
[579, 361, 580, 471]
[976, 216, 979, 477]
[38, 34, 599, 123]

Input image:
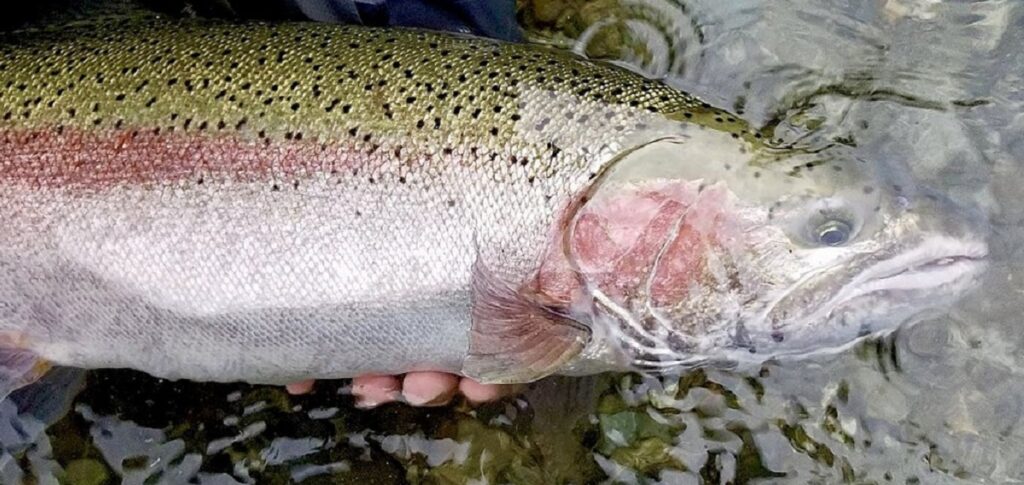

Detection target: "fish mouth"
[828, 237, 988, 312]
[762, 236, 988, 347]
[710, 237, 989, 366]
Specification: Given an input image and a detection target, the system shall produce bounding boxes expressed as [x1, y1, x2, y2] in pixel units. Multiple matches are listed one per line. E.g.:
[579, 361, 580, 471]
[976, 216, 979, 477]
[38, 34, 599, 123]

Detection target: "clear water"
[3, 0, 1023, 483]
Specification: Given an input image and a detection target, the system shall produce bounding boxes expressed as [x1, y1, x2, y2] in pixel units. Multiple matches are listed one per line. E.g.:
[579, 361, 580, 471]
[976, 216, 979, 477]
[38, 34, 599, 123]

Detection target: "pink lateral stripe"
[0, 126, 357, 189]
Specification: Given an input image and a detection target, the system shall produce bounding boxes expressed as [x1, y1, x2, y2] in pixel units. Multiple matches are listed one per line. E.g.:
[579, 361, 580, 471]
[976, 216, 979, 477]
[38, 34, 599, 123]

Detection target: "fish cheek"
[648, 185, 733, 307]
[571, 213, 626, 275]
[567, 181, 708, 306]
[648, 223, 705, 307]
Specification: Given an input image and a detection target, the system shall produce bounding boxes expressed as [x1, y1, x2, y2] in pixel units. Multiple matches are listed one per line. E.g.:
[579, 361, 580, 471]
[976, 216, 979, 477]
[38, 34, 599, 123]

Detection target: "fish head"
[728, 151, 989, 362]
[558, 129, 988, 371]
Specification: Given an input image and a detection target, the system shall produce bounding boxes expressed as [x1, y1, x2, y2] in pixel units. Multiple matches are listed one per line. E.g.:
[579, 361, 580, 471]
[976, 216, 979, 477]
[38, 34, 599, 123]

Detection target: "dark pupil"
[819, 224, 848, 246]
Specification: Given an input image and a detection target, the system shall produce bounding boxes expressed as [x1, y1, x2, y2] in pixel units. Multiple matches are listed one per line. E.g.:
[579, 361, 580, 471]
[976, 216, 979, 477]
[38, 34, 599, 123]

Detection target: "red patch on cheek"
[648, 224, 705, 305]
[534, 181, 736, 309]
[601, 199, 687, 297]
[572, 212, 623, 273]
[567, 182, 704, 301]
[648, 185, 731, 306]
[536, 191, 690, 303]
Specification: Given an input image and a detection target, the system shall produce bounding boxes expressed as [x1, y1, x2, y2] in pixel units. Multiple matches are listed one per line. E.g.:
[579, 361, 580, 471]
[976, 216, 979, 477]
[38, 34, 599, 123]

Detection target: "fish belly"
[0, 170, 544, 384]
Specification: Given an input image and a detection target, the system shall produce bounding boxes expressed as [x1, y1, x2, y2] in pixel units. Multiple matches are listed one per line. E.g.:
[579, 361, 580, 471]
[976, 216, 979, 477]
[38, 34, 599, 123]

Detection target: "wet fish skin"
[0, 17, 749, 386]
[0, 17, 988, 391]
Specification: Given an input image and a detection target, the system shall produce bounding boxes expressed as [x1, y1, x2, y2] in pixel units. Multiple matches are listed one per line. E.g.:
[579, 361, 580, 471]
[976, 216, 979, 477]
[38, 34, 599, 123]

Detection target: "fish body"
[0, 17, 987, 390]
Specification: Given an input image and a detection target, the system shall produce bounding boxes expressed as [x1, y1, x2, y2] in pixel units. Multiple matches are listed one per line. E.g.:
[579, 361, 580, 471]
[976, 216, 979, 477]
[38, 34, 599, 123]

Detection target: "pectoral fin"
[463, 260, 591, 384]
[0, 341, 50, 402]
[9, 366, 85, 425]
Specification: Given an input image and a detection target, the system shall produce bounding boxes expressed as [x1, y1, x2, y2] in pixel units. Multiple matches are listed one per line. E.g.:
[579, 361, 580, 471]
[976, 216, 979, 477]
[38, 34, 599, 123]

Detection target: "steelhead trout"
[0, 17, 987, 394]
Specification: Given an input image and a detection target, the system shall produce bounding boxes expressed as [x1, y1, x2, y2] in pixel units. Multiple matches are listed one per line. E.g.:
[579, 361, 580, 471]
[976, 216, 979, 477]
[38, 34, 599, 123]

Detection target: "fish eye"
[815, 220, 852, 246]
[781, 197, 863, 247]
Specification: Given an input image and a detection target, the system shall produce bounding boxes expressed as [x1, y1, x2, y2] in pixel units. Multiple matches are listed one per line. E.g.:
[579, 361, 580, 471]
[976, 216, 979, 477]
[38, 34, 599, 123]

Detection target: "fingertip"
[403, 372, 459, 406]
[352, 374, 401, 408]
[458, 379, 520, 404]
[285, 379, 315, 395]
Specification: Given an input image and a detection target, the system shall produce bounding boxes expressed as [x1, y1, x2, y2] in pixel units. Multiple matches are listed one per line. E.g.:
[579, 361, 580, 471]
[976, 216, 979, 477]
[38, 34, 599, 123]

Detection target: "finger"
[285, 379, 315, 395]
[402, 372, 460, 406]
[458, 378, 522, 404]
[351, 374, 401, 408]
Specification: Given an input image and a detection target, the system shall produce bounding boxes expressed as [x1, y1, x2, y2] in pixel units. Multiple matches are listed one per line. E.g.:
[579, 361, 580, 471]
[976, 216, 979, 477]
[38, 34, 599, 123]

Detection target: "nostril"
[857, 323, 872, 337]
[771, 331, 785, 343]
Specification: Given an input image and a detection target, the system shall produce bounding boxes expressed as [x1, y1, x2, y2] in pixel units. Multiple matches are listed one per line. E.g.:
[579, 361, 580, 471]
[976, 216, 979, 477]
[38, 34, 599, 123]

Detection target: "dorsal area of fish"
[0, 17, 751, 170]
[0, 17, 758, 387]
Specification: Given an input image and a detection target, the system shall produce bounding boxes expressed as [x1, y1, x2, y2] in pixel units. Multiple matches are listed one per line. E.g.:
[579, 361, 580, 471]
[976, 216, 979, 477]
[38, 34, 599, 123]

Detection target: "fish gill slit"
[556, 138, 689, 357]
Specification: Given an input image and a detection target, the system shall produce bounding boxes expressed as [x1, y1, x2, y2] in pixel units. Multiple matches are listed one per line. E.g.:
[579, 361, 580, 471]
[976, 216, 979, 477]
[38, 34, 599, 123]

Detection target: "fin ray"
[463, 259, 590, 384]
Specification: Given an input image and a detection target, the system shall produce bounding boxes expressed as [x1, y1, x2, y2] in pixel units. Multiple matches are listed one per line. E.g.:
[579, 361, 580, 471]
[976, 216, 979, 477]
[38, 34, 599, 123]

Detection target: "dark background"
[2, 0, 523, 41]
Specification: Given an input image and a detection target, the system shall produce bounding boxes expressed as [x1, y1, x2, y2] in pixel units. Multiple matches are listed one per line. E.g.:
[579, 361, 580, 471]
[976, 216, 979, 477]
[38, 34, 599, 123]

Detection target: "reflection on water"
[4, 0, 1024, 482]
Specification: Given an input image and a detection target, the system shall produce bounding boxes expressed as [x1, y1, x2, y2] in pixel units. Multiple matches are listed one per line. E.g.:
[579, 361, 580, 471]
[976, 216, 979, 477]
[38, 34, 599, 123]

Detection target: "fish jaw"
[750, 235, 989, 357]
